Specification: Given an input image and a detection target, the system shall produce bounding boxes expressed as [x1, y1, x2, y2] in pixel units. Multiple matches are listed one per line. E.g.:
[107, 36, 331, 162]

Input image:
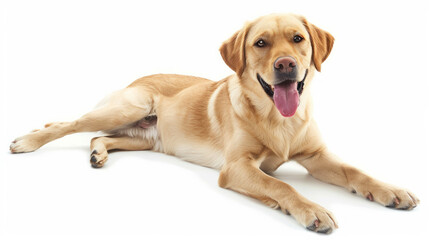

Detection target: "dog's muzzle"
[257, 68, 308, 117]
[257, 69, 308, 98]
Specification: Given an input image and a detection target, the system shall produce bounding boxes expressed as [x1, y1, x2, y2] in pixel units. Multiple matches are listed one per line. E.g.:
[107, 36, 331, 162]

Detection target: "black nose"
[274, 57, 296, 73]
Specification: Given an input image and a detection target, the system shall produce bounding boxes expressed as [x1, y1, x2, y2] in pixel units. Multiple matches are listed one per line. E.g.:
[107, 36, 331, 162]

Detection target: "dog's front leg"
[218, 156, 338, 233]
[296, 149, 420, 210]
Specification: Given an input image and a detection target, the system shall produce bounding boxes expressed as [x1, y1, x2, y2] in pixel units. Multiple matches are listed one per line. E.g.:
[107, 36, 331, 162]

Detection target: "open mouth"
[257, 69, 308, 117]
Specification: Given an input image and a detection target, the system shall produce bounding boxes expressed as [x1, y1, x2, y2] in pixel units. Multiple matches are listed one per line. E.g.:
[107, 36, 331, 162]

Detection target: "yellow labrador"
[10, 13, 419, 233]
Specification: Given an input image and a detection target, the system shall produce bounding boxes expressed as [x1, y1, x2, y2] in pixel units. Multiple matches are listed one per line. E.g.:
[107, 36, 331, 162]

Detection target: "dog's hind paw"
[89, 149, 108, 168]
[10, 133, 44, 153]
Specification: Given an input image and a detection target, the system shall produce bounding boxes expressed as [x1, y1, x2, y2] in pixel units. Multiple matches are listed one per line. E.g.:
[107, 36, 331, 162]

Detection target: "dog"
[9, 13, 419, 234]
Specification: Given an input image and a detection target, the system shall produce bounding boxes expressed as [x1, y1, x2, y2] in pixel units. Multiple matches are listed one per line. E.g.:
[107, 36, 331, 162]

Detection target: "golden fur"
[10, 14, 419, 234]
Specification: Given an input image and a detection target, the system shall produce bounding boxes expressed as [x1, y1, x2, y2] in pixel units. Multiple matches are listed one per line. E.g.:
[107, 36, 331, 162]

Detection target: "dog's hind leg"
[10, 87, 154, 153]
[89, 135, 154, 168]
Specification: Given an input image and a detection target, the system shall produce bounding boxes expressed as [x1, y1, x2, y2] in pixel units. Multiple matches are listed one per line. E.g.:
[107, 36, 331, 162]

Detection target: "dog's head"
[220, 14, 334, 117]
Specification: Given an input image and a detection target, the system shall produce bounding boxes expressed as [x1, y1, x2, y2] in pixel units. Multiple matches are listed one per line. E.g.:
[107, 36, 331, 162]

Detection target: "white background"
[1, 0, 428, 239]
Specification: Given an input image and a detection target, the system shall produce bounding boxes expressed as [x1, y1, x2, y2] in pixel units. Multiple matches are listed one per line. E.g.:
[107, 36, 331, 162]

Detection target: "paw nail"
[366, 193, 374, 201]
[306, 220, 319, 231]
[91, 149, 98, 155]
[394, 197, 400, 206]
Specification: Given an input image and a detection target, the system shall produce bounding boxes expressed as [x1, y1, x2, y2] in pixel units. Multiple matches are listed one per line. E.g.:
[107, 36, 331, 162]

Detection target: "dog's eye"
[255, 39, 266, 47]
[293, 35, 303, 43]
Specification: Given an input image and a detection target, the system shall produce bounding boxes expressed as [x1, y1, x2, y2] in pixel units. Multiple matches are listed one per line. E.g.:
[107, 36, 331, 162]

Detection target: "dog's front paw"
[289, 201, 338, 234]
[352, 182, 419, 210]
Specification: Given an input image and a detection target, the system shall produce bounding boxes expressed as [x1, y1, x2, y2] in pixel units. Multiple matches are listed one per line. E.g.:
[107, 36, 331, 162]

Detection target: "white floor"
[1, 131, 428, 240]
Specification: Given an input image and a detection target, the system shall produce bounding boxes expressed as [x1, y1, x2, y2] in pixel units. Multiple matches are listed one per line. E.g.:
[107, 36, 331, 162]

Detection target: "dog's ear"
[219, 23, 251, 76]
[302, 18, 334, 72]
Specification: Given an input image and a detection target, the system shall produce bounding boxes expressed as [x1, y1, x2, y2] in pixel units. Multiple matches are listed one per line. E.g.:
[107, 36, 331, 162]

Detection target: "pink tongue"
[273, 82, 299, 117]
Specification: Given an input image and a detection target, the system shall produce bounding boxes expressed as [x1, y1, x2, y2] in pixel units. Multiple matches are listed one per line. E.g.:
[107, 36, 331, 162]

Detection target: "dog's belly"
[109, 123, 225, 169]
[167, 142, 225, 169]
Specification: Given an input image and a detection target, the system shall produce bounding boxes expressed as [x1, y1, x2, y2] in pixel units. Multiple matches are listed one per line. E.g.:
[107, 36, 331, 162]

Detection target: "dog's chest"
[259, 118, 309, 163]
